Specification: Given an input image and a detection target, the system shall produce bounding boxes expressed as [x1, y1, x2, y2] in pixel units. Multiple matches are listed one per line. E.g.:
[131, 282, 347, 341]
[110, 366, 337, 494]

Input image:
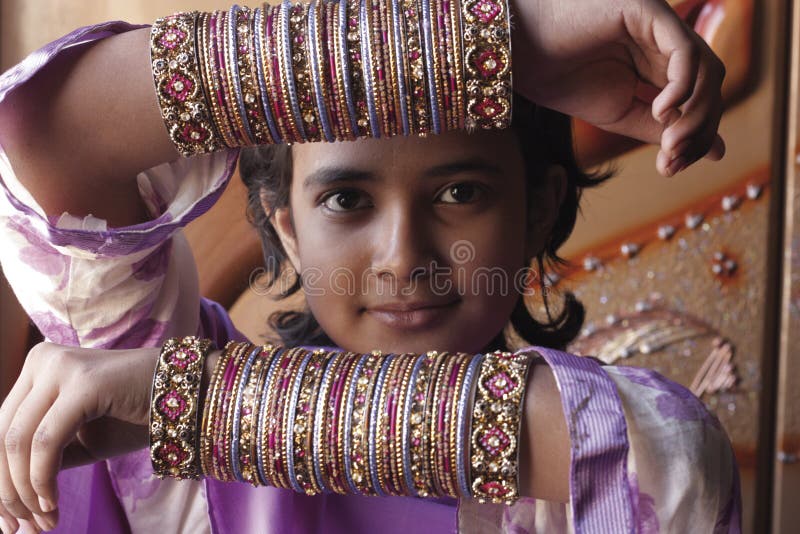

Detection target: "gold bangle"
[149, 335, 214, 480]
[463, 0, 512, 130]
[150, 12, 224, 156]
[350, 350, 383, 495]
[469, 350, 535, 504]
[200, 339, 236, 477]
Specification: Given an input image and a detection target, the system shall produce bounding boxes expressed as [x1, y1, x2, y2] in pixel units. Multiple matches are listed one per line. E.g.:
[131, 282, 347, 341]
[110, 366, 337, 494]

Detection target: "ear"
[261, 189, 301, 273]
[524, 164, 568, 260]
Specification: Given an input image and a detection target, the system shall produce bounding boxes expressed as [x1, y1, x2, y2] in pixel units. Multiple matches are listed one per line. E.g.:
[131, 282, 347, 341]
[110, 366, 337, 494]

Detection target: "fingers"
[3, 387, 59, 531]
[657, 40, 726, 176]
[626, 1, 727, 176]
[0, 376, 34, 528]
[648, 13, 702, 122]
[29, 401, 93, 515]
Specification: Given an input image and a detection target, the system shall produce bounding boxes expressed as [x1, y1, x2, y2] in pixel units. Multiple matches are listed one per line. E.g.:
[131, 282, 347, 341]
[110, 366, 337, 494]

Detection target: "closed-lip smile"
[365, 298, 459, 330]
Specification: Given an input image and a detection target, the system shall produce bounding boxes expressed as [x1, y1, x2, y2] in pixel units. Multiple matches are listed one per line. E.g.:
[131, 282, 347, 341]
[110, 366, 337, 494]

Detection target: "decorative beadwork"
[462, 0, 512, 130]
[469, 349, 536, 504]
[150, 336, 214, 479]
[150, 13, 223, 156]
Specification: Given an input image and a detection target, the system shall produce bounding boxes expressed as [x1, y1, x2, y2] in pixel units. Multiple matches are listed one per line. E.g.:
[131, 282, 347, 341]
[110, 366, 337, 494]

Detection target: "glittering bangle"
[200, 339, 235, 478]
[150, 12, 223, 156]
[149, 335, 214, 480]
[231, 343, 263, 482]
[349, 350, 383, 495]
[256, 346, 285, 486]
[469, 350, 535, 504]
[463, 0, 512, 130]
[457, 353, 484, 497]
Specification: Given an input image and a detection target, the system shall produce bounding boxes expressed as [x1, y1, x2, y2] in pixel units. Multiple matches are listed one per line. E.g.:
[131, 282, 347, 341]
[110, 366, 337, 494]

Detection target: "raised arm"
[0, 0, 727, 233]
[0, 28, 176, 227]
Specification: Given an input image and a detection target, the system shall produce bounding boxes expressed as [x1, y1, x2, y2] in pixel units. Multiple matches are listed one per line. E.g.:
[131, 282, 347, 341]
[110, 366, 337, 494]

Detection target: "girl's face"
[271, 128, 562, 355]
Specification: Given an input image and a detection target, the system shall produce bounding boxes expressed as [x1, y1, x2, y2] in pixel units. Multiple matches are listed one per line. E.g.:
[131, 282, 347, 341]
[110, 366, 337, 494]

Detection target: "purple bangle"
[401, 354, 425, 496]
[457, 353, 484, 497]
[329, 354, 356, 491]
[360, 0, 381, 138]
[256, 347, 284, 486]
[343, 353, 369, 494]
[340, 0, 360, 136]
[230, 344, 263, 482]
[228, 5, 256, 145]
[286, 350, 314, 493]
[281, 0, 307, 142]
[216, 10, 242, 146]
[313, 351, 342, 493]
[391, 0, 410, 136]
[253, 7, 283, 144]
[369, 354, 395, 496]
[307, 1, 335, 142]
[420, 0, 440, 134]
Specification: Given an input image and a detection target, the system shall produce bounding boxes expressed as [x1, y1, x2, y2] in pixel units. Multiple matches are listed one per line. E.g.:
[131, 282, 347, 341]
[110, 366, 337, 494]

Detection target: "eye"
[319, 189, 371, 212]
[437, 182, 485, 204]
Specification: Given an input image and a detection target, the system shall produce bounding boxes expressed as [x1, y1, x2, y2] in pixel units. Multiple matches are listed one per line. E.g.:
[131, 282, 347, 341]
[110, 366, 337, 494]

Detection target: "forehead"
[291, 127, 523, 179]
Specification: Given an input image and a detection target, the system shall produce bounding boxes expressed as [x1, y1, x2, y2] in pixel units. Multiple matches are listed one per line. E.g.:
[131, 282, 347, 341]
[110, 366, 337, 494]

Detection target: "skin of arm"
[0, 28, 174, 228]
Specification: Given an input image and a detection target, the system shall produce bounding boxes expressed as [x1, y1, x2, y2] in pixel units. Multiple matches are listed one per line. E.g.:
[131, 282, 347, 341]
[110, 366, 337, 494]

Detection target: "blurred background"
[0, 0, 798, 532]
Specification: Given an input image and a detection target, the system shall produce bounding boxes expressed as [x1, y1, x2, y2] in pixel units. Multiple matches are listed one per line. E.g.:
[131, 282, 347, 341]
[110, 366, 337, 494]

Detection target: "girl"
[0, 0, 734, 532]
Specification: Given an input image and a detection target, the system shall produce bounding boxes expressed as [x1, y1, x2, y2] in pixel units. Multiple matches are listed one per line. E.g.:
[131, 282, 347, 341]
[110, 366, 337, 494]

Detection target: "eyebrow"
[302, 157, 503, 190]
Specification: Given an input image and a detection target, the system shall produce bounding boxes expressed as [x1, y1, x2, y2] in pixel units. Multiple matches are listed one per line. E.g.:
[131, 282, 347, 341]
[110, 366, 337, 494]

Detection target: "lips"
[365, 299, 459, 330]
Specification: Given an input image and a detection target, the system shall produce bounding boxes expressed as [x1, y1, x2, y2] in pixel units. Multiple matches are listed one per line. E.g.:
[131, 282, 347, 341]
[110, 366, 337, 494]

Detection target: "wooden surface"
[772, 0, 800, 528]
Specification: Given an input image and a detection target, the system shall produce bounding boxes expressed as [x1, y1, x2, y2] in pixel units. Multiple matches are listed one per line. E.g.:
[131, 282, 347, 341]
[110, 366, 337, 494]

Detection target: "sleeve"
[458, 346, 741, 534]
[0, 20, 242, 352]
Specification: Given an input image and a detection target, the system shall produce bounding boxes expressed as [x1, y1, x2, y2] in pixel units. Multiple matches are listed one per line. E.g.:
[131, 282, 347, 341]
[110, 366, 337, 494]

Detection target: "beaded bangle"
[255, 346, 285, 486]
[462, 0, 512, 130]
[330, 352, 361, 493]
[286, 349, 315, 492]
[292, 1, 323, 142]
[389, 354, 415, 494]
[342, 353, 369, 493]
[200, 339, 235, 478]
[241, 345, 274, 485]
[469, 350, 536, 504]
[149, 336, 214, 479]
[217, 341, 251, 481]
[231, 343, 263, 481]
[378, 353, 404, 494]
[457, 353, 484, 497]
[293, 348, 330, 494]
[150, 12, 223, 156]
[349, 350, 383, 495]
[449, 0, 465, 129]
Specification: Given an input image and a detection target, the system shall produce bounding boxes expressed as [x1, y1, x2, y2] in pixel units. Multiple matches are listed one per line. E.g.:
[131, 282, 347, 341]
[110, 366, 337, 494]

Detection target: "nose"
[370, 204, 438, 286]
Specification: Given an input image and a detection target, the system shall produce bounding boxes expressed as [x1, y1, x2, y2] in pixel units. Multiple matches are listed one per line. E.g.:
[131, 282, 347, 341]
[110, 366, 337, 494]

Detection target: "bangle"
[469, 350, 535, 504]
[463, 0, 512, 130]
[150, 12, 223, 156]
[149, 335, 214, 479]
[193, 340, 533, 506]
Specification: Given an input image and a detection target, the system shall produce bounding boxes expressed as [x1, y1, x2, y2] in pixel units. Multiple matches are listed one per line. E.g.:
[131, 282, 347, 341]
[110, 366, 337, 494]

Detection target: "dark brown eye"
[321, 190, 369, 211]
[438, 183, 482, 204]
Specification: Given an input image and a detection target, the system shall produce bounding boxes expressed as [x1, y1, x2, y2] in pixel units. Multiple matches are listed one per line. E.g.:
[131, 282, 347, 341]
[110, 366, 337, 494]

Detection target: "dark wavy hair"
[238, 93, 614, 351]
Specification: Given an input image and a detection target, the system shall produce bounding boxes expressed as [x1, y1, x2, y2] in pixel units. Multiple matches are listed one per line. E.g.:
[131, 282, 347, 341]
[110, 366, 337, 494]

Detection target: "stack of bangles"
[149, 0, 513, 156]
[149, 336, 538, 505]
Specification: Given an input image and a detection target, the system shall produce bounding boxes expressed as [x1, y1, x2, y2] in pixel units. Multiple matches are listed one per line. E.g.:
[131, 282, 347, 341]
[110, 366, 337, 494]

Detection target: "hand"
[511, 0, 726, 177]
[0, 342, 159, 532]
